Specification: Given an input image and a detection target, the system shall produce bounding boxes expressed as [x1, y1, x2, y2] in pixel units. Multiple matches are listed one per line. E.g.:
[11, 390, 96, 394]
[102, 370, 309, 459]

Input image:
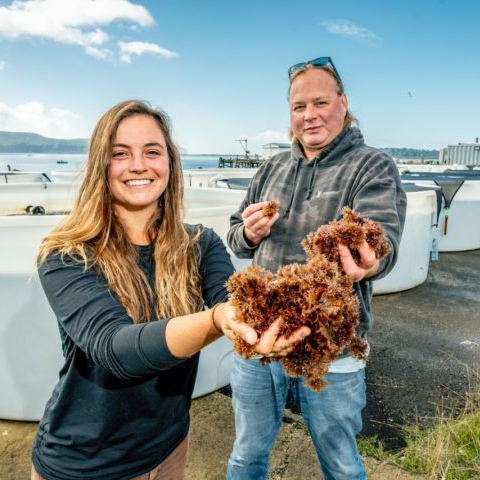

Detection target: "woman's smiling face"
[108, 114, 170, 216]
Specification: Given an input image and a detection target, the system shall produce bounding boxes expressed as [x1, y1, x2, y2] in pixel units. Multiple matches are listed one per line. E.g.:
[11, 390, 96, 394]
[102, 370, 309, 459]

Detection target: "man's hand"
[242, 201, 279, 246]
[338, 241, 380, 282]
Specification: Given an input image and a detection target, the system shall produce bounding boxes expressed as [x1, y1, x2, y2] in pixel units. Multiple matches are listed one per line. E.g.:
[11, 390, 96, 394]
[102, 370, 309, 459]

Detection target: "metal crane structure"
[235, 138, 250, 159]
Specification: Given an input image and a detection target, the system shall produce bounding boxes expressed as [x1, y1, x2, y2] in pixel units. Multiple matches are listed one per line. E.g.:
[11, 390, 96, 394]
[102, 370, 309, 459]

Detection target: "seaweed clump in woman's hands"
[226, 207, 391, 392]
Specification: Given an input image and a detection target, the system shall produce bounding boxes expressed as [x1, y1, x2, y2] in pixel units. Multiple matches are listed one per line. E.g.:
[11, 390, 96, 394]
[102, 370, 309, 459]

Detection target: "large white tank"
[183, 168, 257, 189]
[436, 181, 480, 252]
[401, 172, 480, 252]
[0, 182, 78, 214]
[0, 215, 65, 420]
[0, 187, 248, 420]
[373, 185, 439, 295]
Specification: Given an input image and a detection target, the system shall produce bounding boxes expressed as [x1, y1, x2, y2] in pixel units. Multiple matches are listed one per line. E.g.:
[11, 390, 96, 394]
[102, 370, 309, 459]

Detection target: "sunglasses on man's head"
[288, 56, 342, 85]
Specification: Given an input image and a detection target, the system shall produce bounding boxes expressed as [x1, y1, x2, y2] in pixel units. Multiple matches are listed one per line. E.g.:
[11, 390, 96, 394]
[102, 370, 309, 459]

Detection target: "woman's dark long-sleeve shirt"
[32, 225, 234, 480]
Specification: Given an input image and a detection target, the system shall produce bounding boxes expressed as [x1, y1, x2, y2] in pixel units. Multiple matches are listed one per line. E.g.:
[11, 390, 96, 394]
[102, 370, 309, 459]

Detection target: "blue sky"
[0, 0, 479, 155]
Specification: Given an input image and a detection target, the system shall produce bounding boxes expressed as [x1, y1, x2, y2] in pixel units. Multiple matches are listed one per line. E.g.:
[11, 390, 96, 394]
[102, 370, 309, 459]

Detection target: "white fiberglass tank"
[0, 187, 249, 420]
[436, 181, 480, 252]
[184, 187, 245, 246]
[373, 184, 439, 295]
[0, 181, 77, 214]
[183, 168, 257, 189]
[49, 169, 84, 184]
[397, 164, 468, 174]
[401, 172, 480, 252]
[0, 214, 65, 420]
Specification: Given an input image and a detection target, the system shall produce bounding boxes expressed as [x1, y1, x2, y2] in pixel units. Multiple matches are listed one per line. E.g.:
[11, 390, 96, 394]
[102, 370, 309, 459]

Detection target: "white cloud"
[84, 44, 113, 60]
[118, 40, 178, 63]
[321, 19, 380, 46]
[234, 130, 290, 155]
[0, 0, 158, 59]
[248, 130, 290, 144]
[0, 100, 85, 138]
[0, 60, 5, 70]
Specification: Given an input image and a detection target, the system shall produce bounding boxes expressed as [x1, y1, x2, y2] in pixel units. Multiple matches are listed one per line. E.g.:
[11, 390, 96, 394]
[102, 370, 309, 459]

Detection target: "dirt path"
[1, 392, 425, 479]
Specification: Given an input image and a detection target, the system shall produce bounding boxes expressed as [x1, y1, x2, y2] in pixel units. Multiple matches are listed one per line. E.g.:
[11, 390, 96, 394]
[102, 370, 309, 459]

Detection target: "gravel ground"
[1, 393, 425, 479]
[364, 249, 480, 449]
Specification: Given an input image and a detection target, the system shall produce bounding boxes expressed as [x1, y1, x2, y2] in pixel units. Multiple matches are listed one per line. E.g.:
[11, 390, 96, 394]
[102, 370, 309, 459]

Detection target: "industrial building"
[262, 142, 291, 159]
[439, 139, 480, 166]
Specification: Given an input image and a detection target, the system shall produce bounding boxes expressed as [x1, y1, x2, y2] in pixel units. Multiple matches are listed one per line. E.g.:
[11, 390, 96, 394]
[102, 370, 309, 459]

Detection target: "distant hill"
[380, 147, 439, 160]
[0, 131, 88, 153]
[0, 130, 441, 159]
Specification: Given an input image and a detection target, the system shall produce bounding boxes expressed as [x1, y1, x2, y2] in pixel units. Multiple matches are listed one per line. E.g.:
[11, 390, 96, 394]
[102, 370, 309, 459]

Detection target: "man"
[226, 57, 407, 479]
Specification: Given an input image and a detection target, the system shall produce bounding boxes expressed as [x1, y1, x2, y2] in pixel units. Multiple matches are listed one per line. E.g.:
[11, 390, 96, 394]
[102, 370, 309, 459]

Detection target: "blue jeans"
[227, 355, 367, 480]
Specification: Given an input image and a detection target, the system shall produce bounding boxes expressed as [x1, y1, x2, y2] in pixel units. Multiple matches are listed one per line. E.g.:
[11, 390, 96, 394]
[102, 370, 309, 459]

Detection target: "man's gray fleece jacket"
[227, 127, 407, 350]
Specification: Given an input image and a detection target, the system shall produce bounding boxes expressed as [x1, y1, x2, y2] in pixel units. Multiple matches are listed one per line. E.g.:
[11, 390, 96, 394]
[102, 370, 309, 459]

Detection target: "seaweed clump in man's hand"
[302, 207, 391, 264]
[226, 207, 391, 392]
[262, 200, 280, 217]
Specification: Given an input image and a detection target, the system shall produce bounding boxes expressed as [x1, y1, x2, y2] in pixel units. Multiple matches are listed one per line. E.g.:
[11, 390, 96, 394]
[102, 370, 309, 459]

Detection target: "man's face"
[289, 68, 347, 161]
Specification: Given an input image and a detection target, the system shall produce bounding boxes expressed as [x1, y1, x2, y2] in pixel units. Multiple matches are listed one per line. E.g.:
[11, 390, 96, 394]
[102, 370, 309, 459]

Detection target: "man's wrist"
[243, 227, 261, 247]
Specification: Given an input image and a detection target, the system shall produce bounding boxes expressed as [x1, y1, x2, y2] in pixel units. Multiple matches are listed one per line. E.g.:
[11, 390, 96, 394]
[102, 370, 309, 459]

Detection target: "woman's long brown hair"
[38, 100, 203, 322]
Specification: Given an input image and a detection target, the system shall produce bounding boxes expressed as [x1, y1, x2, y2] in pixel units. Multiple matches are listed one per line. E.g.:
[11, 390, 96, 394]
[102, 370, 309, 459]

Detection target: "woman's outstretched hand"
[215, 302, 310, 357]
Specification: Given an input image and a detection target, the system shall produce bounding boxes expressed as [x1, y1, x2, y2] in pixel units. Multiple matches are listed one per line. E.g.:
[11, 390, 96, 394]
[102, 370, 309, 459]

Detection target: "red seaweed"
[263, 200, 280, 217]
[226, 207, 390, 391]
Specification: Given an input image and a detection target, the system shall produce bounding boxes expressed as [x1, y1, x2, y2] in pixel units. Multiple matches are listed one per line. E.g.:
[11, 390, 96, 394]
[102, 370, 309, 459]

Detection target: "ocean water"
[0, 153, 223, 175]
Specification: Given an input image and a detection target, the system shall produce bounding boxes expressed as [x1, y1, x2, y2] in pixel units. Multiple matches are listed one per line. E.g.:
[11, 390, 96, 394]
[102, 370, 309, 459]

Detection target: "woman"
[31, 100, 306, 480]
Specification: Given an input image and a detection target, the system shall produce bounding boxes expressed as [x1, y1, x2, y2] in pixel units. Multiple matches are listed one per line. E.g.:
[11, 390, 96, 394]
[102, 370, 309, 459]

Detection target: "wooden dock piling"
[218, 155, 263, 168]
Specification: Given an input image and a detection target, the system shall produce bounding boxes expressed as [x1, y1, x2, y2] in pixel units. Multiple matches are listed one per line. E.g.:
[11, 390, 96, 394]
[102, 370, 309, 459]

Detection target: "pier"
[218, 155, 263, 168]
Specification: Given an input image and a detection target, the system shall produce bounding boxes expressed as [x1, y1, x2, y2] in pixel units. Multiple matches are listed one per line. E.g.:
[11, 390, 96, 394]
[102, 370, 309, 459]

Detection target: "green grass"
[357, 435, 389, 461]
[397, 407, 480, 479]
[359, 375, 480, 479]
